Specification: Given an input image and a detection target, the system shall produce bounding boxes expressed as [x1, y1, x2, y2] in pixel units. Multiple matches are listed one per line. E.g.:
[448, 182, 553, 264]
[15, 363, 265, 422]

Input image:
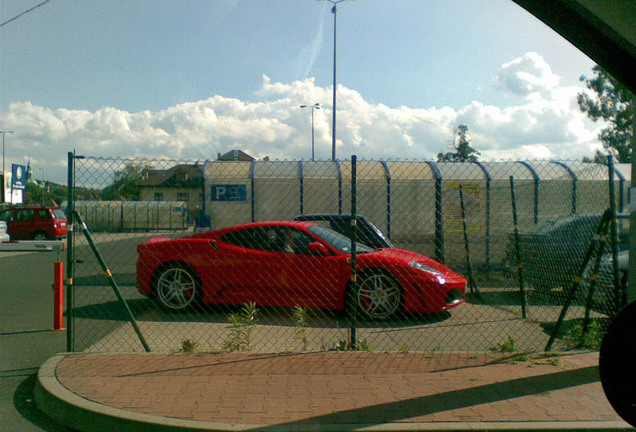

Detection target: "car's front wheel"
[154, 264, 200, 311]
[354, 270, 403, 320]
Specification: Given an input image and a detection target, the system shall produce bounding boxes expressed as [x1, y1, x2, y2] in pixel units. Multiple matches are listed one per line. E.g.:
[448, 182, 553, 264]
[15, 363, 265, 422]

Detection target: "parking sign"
[211, 184, 247, 201]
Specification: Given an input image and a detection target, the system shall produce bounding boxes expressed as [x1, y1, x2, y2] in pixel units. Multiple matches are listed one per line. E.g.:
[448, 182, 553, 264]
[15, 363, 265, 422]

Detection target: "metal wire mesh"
[67, 156, 629, 354]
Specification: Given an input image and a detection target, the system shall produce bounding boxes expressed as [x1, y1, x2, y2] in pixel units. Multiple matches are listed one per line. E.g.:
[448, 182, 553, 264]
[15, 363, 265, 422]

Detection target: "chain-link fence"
[66, 154, 630, 355]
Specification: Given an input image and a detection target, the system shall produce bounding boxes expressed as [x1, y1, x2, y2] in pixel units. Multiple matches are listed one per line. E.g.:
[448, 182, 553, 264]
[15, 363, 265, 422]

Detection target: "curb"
[34, 354, 632, 432]
[35, 354, 250, 432]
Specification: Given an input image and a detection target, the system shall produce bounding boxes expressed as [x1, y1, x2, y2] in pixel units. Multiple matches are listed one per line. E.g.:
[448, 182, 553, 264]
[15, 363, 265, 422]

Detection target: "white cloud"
[0, 53, 606, 183]
[495, 52, 561, 99]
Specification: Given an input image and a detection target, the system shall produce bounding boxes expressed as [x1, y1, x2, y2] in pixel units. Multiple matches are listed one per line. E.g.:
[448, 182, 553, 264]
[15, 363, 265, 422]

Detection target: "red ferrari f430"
[136, 221, 465, 319]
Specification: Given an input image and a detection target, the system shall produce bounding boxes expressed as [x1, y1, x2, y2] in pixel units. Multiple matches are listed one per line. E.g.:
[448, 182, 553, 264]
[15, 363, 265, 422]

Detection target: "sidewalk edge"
[34, 354, 259, 432]
[34, 354, 632, 432]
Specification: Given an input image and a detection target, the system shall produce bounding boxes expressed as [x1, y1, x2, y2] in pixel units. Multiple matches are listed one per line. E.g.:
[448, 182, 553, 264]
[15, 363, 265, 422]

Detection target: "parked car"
[0, 206, 68, 240]
[136, 221, 465, 319]
[0, 220, 10, 242]
[293, 214, 393, 249]
[504, 214, 604, 292]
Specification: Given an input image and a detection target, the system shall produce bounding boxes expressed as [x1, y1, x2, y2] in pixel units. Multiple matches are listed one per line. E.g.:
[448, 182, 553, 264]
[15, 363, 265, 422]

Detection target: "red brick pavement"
[47, 350, 630, 429]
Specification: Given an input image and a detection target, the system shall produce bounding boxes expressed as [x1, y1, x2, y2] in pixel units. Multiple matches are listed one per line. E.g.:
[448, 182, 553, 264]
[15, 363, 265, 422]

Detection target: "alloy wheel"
[356, 272, 402, 320]
[156, 266, 198, 311]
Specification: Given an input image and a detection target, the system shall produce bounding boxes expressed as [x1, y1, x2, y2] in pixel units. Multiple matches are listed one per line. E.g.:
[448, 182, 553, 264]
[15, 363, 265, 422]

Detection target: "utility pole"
[319, 0, 353, 161]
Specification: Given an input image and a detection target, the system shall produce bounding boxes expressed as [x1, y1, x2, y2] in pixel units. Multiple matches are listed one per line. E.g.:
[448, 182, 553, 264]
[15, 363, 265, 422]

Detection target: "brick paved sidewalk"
[35, 351, 632, 431]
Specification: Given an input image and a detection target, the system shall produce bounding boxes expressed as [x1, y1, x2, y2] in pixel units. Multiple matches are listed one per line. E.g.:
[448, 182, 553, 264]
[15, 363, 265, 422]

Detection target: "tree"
[25, 181, 69, 206]
[578, 65, 633, 163]
[437, 125, 480, 162]
[102, 161, 153, 200]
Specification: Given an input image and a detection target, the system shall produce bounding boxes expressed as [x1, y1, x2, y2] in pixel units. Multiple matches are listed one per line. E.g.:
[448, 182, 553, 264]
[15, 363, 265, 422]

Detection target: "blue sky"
[0, 0, 602, 182]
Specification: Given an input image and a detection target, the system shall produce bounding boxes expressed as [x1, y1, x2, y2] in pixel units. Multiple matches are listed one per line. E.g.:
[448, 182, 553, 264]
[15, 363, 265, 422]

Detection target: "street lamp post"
[300, 103, 320, 161]
[320, 0, 352, 161]
[0, 130, 14, 201]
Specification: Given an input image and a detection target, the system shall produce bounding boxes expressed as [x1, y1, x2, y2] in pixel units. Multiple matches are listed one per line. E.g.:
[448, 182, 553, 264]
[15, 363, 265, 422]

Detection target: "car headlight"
[409, 261, 442, 275]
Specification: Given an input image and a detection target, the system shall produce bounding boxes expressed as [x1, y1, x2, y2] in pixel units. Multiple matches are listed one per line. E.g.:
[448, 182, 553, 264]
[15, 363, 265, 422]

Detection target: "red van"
[0, 206, 67, 240]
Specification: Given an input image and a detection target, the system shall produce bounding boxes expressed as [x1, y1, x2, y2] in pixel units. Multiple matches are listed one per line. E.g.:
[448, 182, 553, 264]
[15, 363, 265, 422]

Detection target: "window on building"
[177, 192, 190, 201]
[154, 192, 163, 201]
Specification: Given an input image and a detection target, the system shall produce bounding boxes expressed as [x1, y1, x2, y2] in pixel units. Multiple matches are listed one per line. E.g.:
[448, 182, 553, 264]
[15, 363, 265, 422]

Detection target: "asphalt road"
[0, 250, 69, 432]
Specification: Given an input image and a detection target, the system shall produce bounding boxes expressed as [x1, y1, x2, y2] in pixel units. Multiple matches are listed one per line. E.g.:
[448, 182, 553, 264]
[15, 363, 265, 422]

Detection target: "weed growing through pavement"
[356, 339, 374, 352]
[489, 335, 516, 353]
[181, 338, 199, 353]
[562, 321, 605, 350]
[425, 346, 442, 358]
[331, 338, 374, 351]
[222, 302, 258, 352]
[292, 306, 308, 350]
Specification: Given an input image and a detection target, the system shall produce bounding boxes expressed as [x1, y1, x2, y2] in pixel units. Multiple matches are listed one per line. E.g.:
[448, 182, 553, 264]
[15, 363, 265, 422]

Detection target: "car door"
[9, 208, 35, 239]
[242, 226, 349, 308]
[235, 226, 294, 306]
[281, 228, 350, 309]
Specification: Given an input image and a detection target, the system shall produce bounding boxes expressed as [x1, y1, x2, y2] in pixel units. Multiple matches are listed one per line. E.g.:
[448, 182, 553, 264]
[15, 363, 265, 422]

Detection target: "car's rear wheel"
[154, 264, 200, 311]
[355, 270, 403, 320]
[33, 231, 49, 240]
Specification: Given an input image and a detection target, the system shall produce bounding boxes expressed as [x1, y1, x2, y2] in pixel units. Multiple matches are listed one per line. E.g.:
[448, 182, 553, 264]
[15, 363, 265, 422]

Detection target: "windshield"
[307, 225, 374, 254]
[53, 209, 67, 220]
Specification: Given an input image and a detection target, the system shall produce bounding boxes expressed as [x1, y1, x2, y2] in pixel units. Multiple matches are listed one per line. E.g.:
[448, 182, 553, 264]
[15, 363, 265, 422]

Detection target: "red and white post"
[53, 261, 65, 330]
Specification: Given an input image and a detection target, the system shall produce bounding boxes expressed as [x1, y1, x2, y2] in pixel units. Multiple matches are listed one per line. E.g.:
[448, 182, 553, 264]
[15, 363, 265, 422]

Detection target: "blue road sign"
[11, 164, 26, 190]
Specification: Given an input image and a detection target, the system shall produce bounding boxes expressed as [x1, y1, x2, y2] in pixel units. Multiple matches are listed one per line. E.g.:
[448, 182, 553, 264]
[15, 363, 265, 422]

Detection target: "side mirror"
[307, 242, 330, 256]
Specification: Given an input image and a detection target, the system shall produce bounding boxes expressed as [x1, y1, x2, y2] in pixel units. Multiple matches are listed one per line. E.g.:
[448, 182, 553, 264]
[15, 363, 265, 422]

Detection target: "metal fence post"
[336, 161, 343, 215]
[510, 176, 528, 319]
[459, 185, 480, 298]
[299, 161, 304, 215]
[517, 161, 540, 224]
[424, 161, 444, 263]
[349, 155, 358, 348]
[74, 210, 151, 352]
[66, 151, 75, 352]
[546, 210, 612, 351]
[381, 161, 391, 240]
[474, 161, 492, 277]
[250, 161, 256, 222]
[552, 161, 577, 215]
[607, 155, 623, 308]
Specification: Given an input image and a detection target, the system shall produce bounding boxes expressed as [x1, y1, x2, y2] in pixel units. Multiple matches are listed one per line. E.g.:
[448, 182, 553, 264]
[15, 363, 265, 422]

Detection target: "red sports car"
[136, 221, 466, 319]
